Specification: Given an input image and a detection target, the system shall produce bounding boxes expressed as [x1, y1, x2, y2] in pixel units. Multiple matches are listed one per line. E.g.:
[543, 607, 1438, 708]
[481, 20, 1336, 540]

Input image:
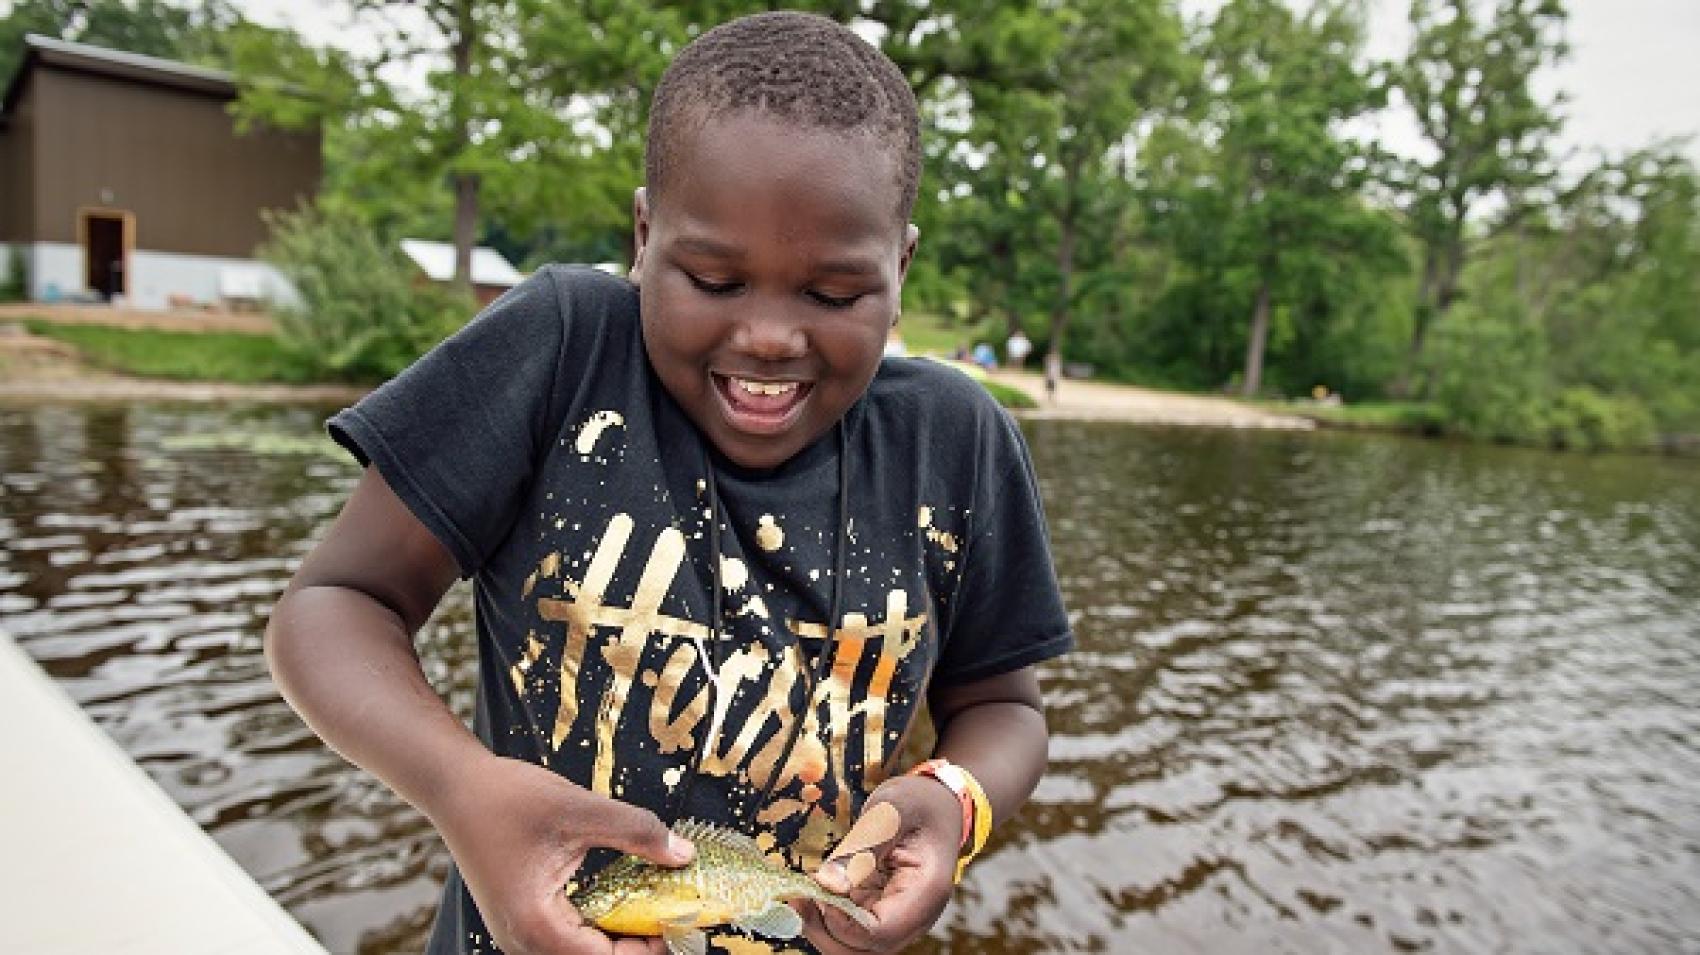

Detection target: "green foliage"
[1432, 144, 1700, 450]
[1140, 0, 1405, 397]
[0, 245, 26, 301]
[188, 0, 1693, 454]
[1391, 0, 1569, 395]
[22, 320, 321, 383]
[1544, 388, 1657, 451]
[0, 0, 238, 79]
[259, 204, 474, 383]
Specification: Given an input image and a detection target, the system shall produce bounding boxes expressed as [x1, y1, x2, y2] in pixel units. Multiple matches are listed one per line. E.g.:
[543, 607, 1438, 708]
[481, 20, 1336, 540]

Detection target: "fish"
[570, 819, 876, 955]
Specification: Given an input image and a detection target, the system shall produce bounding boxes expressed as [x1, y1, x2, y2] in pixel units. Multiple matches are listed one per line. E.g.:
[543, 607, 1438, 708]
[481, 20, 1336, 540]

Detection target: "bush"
[0, 245, 26, 302]
[1543, 387, 1657, 451]
[260, 205, 474, 382]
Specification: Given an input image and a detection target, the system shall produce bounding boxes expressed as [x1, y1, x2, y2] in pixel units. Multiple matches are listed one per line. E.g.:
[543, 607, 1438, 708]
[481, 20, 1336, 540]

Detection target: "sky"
[236, 0, 1700, 171]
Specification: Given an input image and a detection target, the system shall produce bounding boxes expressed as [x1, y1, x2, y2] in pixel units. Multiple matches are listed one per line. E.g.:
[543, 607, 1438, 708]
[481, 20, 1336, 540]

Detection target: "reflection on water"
[3, 405, 1698, 953]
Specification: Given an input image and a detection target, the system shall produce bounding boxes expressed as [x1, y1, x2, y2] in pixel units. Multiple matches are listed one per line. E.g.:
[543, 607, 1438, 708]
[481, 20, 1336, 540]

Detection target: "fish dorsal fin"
[673, 819, 766, 858]
[733, 901, 805, 940]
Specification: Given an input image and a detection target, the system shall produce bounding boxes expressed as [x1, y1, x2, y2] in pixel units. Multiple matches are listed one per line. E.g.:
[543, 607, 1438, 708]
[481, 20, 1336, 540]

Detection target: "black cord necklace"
[666, 425, 851, 830]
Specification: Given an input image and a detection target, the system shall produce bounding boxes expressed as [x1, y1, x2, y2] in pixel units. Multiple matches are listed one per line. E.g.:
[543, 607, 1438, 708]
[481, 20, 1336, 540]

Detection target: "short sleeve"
[327, 268, 573, 577]
[933, 405, 1073, 686]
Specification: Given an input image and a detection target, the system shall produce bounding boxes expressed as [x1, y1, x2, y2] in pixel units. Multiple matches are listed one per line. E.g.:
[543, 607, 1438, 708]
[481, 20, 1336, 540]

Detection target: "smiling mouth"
[713, 374, 812, 434]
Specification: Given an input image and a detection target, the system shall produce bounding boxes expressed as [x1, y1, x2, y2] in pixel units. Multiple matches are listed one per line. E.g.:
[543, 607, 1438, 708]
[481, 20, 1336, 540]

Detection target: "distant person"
[972, 341, 998, 370]
[1044, 350, 1061, 403]
[264, 13, 1071, 955]
[1005, 328, 1032, 369]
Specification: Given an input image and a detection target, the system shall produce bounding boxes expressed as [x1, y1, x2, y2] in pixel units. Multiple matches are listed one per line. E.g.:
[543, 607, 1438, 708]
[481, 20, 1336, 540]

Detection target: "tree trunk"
[1396, 236, 1465, 398]
[453, 172, 480, 288]
[1241, 279, 1271, 398]
[1047, 211, 1077, 376]
[449, 0, 477, 289]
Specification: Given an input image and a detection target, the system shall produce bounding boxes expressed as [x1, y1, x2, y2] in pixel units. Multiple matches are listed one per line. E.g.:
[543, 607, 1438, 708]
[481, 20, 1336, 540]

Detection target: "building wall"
[26, 241, 80, 300]
[128, 249, 300, 309]
[15, 241, 299, 310]
[28, 65, 320, 257]
[0, 80, 37, 243]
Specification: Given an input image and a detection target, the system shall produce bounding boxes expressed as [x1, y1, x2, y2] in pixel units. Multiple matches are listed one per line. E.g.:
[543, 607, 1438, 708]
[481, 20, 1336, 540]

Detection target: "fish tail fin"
[816, 892, 877, 932]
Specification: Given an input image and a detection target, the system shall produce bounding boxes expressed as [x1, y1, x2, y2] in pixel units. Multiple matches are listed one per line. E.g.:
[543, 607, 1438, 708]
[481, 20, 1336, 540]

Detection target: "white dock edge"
[0, 628, 327, 954]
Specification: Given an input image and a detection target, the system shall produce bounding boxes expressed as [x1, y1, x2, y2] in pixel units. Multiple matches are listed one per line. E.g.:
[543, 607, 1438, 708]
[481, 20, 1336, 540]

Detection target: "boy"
[266, 12, 1071, 955]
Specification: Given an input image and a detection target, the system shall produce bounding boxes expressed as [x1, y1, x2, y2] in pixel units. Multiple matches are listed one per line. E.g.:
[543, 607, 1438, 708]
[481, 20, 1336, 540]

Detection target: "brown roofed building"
[0, 34, 320, 309]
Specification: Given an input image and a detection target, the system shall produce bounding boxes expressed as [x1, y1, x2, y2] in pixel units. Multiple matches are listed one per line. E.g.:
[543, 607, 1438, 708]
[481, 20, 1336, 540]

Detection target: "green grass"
[982, 379, 1038, 409]
[1272, 400, 1447, 434]
[897, 310, 994, 357]
[23, 320, 322, 384]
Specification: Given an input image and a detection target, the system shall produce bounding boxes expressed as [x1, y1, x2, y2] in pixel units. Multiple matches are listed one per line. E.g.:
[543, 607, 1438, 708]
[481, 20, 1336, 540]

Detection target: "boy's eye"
[685, 271, 742, 297]
[808, 290, 863, 309]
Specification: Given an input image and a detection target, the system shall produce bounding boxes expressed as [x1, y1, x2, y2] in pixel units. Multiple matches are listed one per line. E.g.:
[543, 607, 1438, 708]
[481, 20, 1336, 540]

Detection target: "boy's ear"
[897, 223, 919, 286]
[629, 187, 652, 285]
[892, 225, 918, 327]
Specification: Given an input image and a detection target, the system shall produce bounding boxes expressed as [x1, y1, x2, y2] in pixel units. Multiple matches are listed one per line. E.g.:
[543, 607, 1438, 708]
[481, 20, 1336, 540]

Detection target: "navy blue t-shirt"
[328, 265, 1071, 954]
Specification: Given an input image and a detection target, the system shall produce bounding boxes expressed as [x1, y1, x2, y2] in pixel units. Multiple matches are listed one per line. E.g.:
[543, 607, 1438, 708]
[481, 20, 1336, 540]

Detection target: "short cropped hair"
[645, 11, 922, 224]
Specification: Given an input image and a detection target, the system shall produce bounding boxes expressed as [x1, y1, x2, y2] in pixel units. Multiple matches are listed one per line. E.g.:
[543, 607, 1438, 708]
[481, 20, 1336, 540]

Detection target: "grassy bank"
[1273, 400, 1447, 435]
[20, 316, 1039, 411]
[24, 320, 324, 385]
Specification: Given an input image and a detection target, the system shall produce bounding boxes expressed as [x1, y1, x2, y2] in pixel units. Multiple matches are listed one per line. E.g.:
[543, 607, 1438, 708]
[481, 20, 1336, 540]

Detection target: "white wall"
[29, 242, 82, 303]
[13, 242, 300, 310]
[129, 250, 301, 310]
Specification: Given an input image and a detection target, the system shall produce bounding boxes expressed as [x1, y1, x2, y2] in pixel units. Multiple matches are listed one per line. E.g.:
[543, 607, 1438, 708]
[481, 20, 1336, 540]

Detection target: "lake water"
[2, 403, 1697, 953]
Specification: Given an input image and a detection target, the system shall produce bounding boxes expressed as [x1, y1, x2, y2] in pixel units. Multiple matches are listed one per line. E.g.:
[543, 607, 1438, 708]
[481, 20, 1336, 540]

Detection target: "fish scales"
[572, 819, 874, 955]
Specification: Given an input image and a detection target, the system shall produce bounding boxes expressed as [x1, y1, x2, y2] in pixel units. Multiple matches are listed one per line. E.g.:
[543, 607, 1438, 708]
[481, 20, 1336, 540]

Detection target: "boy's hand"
[800, 774, 964, 953]
[428, 754, 694, 955]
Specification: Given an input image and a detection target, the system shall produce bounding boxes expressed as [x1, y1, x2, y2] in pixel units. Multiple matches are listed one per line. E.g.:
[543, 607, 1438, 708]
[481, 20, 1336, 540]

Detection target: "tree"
[1144, 0, 1403, 397]
[1, 0, 238, 79]
[1391, 0, 1568, 396]
[920, 0, 1185, 370]
[1434, 143, 1700, 447]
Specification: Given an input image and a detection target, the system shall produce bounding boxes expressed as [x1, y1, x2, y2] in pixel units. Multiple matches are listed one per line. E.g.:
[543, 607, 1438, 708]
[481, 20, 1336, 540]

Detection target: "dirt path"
[0, 310, 1309, 426]
[989, 369, 1314, 430]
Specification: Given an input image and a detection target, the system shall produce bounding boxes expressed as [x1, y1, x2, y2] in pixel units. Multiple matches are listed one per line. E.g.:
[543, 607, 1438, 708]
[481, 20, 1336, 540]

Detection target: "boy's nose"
[731, 308, 807, 361]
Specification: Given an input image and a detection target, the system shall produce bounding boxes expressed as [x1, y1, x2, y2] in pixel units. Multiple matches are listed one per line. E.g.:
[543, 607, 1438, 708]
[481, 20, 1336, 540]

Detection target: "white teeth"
[733, 377, 799, 398]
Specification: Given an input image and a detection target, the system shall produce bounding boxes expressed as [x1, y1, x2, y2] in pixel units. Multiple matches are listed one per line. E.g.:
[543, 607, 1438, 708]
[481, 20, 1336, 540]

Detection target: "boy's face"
[630, 112, 917, 471]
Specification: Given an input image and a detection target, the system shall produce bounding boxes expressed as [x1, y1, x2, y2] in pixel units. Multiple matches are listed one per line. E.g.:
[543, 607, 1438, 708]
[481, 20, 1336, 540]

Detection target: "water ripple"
[3, 408, 1698, 953]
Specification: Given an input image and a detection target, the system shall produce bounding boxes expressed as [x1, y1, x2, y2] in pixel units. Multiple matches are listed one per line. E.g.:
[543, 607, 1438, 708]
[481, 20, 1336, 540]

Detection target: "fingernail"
[669, 833, 695, 862]
[817, 860, 847, 891]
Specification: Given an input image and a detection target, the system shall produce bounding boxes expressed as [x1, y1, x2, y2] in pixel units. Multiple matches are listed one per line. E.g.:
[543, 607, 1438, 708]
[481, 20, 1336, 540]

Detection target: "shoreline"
[2, 319, 1314, 427]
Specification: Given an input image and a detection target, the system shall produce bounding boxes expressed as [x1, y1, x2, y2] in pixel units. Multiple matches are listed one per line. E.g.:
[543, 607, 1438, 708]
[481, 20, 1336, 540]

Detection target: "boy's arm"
[804, 666, 1049, 954]
[267, 468, 688, 955]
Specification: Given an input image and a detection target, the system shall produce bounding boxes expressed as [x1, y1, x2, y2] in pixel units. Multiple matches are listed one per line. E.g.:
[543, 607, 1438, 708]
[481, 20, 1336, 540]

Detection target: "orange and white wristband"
[908, 757, 992, 882]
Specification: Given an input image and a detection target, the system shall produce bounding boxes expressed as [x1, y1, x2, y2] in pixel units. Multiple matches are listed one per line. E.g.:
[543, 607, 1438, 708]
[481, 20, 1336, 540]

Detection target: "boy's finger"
[598, 805, 695, 867]
[830, 801, 902, 859]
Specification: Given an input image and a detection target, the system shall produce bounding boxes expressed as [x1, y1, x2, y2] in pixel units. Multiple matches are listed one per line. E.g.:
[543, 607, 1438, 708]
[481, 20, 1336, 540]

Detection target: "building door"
[81, 211, 130, 301]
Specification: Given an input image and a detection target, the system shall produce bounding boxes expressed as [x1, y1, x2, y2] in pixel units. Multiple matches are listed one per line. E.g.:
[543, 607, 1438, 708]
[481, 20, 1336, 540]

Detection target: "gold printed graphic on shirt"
[791, 589, 929, 786]
[530, 513, 933, 853]
[574, 410, 625, 455]
[591, 524, 689, 794]
[755, 514, 785, 552]
[648, 641, 706, 756]
[509, 632, 547, 696]
[537, 515, 712, 766]
[699, 642, 802, 782]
